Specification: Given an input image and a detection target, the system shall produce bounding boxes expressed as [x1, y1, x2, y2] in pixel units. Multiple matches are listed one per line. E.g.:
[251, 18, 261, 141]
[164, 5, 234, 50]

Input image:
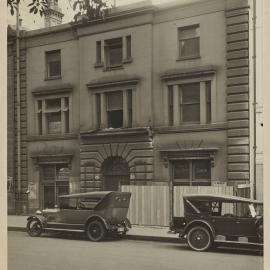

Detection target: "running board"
[44, 228, 84, 233]
[214, 240, 263, 247]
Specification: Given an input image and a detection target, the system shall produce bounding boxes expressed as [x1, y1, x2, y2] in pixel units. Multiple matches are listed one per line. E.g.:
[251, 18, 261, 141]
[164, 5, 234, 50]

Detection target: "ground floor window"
[173, 159, 211, 186]
[41, 164, 70, 208]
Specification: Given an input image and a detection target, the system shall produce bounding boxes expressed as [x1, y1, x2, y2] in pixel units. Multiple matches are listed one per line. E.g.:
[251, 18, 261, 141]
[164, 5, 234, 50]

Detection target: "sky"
[7, 0, 201, 30]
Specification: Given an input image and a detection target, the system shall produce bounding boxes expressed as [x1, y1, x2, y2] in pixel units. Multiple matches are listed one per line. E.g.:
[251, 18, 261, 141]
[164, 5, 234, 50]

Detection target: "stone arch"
[101, 156, 130, 191]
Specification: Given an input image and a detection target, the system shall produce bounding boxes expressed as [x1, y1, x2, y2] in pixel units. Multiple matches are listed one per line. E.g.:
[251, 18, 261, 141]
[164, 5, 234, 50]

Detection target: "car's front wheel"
[26, 219, 42, 237]
[86, 220, 106, 242]
[187, 226, 212, 251]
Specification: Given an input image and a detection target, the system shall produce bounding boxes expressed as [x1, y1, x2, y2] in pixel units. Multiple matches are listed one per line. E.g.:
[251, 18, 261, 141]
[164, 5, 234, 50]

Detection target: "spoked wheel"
[27, 219, 43, 237]
[187, 226, 212, 251]
[86, 220, 106, 242]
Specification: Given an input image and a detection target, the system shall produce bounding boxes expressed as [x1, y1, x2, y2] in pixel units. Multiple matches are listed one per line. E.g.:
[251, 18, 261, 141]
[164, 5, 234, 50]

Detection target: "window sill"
[154, 123, 227, 134]
[45, 75, 62, 81]
[94, 62, 104, 68]
[122, 58, 133, 64]
[177, 55, 201, 61]
[103, 65, 124, 71]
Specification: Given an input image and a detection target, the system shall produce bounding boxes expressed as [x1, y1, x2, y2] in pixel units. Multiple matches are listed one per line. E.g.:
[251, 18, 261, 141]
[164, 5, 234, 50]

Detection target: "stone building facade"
[8, 0, 260, 213]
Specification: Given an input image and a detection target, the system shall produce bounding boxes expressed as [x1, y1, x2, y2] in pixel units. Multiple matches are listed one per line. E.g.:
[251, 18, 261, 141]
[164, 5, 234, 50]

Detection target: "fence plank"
[121, 185, 234, 226]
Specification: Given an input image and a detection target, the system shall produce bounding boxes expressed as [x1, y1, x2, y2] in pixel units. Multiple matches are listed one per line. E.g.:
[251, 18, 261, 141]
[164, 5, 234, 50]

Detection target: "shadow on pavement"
[164, 243, 263, 256]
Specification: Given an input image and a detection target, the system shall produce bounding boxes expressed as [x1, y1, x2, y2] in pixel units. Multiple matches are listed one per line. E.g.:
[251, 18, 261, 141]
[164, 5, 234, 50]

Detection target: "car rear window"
[79, 197, 102, 210]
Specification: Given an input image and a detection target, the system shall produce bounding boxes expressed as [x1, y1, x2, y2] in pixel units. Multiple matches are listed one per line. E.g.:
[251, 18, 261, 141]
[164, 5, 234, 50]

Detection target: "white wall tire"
[187, 226, 212, 251]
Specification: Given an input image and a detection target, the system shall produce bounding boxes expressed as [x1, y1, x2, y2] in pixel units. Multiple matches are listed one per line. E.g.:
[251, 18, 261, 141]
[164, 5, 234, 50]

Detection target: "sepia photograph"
[2, 0, 269, 269]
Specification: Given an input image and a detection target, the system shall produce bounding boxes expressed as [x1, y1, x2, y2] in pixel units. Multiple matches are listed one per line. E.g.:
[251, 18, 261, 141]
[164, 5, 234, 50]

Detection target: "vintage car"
[26, 191, 131, 241]
[169, 194, 263, 251]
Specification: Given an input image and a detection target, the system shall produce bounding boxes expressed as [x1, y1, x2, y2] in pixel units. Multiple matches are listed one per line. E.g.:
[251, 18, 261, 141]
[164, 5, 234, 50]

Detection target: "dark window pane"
[182, 104, 200, 122]
[181, 83, 200, 123]
[127, 90, 132, 127]
[168, 85, 174, 126]
[174, 160, 190, 179]
[193, 160, 211, 179]
[181, 83, 200, 103]
[107, 91, 123, 111]
[96, 94, 101, 128]
[109, 46, 122, 65]
[126, 35, 131, 59]
[105, 38, 123, 66]
[46, 98, 61, 111]
[46, 50, 61, 77]
[96, 41, 101, 64]
[108, 110, 123, 128]
[206, 81, 211, 123]
[42, 165, 55, 181]
[179, 37, 200, 57]
[48, 61, 61, 77]
[47, 112, 61, 134]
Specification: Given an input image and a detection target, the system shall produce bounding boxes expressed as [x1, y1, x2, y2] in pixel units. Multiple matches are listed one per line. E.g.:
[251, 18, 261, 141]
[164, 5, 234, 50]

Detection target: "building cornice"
[160, 65, 217, 81]
[32, 83, 74, 96]
[87, 76, 140, 90]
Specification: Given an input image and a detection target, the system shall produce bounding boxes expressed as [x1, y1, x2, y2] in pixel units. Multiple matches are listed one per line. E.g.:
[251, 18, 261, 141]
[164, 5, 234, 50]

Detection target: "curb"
[8, 226, 183, 244]
[8, 227, 27, 232]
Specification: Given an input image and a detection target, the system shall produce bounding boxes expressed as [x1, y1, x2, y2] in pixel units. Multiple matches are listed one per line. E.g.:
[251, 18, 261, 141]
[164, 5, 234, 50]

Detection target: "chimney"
[44, 0, 64, 28]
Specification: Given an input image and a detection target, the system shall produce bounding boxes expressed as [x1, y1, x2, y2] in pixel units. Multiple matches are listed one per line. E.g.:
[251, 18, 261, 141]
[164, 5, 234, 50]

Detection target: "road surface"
[8, 231, 263, 270]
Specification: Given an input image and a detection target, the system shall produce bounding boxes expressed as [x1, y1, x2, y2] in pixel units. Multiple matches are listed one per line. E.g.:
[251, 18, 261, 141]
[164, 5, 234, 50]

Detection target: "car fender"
[27, 215, 47, 228]
[85, 215, 110, 231]
[181, 219, 215, 239]
[123, 218, 132, 228]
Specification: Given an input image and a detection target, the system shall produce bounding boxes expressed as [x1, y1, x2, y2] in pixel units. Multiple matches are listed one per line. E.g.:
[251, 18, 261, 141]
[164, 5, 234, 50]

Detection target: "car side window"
[77, 197, 102, 210]
[59, 198, 77, 209]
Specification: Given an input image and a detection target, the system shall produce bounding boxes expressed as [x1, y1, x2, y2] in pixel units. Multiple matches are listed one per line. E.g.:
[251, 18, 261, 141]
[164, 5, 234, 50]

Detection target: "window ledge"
[177, 55, 201, 61]
[26, 133, 78, 141]
[45, 76, 62, 81]
[122, 58, 133, 64]
[94, 62, 104, 68]
[103, 65, 124, 72]
[154, 123, 227, 134]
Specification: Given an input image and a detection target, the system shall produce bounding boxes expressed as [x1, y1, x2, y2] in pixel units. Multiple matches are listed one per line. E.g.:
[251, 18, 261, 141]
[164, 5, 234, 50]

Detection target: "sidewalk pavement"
[8, 215, 182, 243]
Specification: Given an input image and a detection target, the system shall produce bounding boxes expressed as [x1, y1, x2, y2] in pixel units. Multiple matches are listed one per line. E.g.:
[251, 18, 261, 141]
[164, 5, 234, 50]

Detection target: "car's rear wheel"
[27, 219, 42, 237]
[187, 226, 212, 251]
[86, 220, 106, 242]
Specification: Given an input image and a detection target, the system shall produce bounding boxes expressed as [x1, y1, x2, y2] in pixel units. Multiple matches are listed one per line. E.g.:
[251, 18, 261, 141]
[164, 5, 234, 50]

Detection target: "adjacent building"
[8, 0, 261, 214]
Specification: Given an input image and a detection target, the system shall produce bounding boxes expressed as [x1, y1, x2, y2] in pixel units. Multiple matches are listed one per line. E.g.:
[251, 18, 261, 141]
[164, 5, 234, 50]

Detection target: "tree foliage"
[72, 0, 110, 21]
[7, 0, 111, 22]
[7, 0, 49, 16]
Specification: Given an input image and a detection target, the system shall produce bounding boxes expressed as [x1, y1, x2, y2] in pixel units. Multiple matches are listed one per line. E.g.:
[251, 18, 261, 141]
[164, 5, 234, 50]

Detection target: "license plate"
[118, 227, 125, 232]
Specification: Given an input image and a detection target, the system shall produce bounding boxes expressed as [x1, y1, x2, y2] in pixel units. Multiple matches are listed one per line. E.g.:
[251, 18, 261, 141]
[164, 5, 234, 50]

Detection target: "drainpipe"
[16, 2, 22, 212]
[252, 0, 257, 199]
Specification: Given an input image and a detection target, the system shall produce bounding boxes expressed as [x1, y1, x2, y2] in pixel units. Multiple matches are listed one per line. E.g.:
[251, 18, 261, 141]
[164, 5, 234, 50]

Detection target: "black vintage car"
[169, 194, 263, 251]
[26, 191, 131, 241]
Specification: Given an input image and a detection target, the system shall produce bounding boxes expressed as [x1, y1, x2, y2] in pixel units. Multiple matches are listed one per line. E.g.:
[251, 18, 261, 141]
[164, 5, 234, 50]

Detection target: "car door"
[233, 217, 257, 237]
[210, 215, 237, 236]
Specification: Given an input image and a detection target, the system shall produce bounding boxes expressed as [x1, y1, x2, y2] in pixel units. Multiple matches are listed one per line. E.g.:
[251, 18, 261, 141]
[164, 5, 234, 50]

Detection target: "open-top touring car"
[169, 194, 263, 251]
[26, 191, 131, 241]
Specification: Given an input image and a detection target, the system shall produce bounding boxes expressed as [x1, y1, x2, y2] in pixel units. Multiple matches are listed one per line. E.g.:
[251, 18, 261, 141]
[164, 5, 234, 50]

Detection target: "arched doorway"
[101, 157, 130, 191]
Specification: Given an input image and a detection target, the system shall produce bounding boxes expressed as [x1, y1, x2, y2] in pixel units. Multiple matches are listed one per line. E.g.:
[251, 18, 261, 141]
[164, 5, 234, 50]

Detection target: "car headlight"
[35, 210, 42, 214]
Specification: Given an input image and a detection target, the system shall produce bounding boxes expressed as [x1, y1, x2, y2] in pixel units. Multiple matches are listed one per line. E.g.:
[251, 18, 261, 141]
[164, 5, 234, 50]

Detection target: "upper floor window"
[46, 50, 61, 79]
[36, 96, 69, 135]
[96, 36, 132, 70]
[95, 89, 133, 129]
[178, 25, 200, 60]
[105, 38, 123, 67]
[168, 81, 211, 126]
